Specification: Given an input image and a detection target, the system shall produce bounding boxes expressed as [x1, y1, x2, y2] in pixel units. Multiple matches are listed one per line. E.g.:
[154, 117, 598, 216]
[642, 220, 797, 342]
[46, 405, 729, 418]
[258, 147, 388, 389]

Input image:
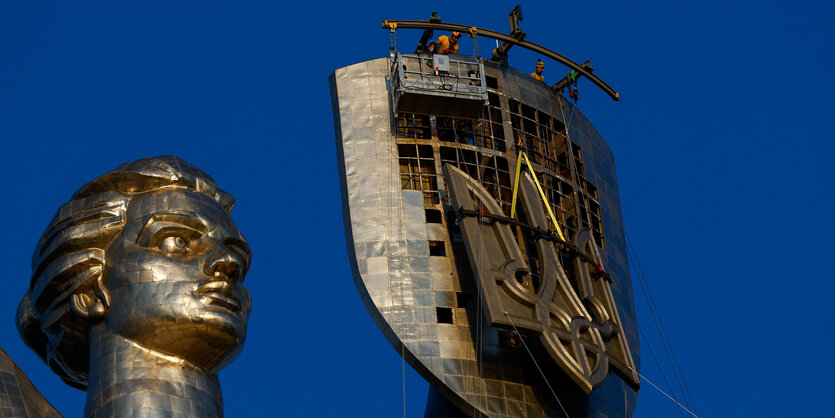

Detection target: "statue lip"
[194, 280, 242, 313]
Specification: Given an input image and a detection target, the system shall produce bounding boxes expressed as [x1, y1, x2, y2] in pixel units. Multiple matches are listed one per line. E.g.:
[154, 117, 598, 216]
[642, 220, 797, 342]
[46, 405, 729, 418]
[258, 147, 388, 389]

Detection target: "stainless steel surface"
[16, 156, 251, 417]
[332, 58, 639, 417]
[0, 348, 61, 417]
[444, 164, 638, 393]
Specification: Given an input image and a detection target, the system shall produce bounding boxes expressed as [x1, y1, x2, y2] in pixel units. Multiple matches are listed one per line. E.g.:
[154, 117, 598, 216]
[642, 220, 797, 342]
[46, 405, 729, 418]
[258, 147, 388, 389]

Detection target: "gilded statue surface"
[10, 156, 251, 417]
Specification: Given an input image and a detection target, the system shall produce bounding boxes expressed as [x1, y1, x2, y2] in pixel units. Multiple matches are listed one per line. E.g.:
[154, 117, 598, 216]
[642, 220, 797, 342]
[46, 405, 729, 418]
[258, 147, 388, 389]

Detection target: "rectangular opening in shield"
[429, 240, 446, 256]
[425, 209, 443, 223]
[456, 292, 474, 310]
[436, 307, 454, 324]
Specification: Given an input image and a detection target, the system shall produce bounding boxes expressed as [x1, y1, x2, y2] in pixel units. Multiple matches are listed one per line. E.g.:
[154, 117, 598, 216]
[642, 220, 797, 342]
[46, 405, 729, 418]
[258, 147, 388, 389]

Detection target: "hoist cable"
[625, 233, 698, 415]
[505, 312, 570, 418]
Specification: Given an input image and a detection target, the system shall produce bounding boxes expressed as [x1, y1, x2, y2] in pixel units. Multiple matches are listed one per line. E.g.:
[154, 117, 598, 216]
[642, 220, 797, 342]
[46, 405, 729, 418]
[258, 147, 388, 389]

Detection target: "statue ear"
[71, 276, 110, 319]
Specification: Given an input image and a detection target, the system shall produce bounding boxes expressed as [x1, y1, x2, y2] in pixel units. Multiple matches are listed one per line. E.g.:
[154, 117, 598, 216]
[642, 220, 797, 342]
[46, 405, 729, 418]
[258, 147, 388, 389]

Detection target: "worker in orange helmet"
[429, 31, 462, 54]
[531, 59, 545, 83]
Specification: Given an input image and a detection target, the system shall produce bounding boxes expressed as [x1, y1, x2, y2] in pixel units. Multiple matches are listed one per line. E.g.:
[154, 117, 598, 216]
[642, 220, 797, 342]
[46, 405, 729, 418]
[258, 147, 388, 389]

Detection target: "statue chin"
[104, 320, 247, 373]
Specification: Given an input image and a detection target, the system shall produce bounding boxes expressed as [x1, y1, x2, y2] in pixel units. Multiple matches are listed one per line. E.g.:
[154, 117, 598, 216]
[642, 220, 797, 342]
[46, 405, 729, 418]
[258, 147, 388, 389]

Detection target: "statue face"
[101, 188, 251, 372]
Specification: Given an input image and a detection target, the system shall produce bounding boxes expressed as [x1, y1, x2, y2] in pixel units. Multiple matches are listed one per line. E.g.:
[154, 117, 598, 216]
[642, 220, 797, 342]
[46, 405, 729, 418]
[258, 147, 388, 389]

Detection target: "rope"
[558, 96, 577, 142]
[590, 254, 694, 418]
[557, 94, 580, 244]
[475, 211, 483, 416]
[488, 60, 694, 418]
[468, 31, 489, 98]
[602, 246, 688, 418]
[623, 384, 627, 418]
[633, 370, 700, 418]
[636, 323, 687, 418]
[504, 312, 569, 418]
[475, 153, 487, 416]
[555, 88, 697, 417]
[625, 233, 698, 415]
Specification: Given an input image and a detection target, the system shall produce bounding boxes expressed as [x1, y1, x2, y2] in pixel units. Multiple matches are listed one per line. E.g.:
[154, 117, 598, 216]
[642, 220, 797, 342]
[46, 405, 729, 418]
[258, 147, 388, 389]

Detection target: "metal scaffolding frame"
[383, 20, 620, 101]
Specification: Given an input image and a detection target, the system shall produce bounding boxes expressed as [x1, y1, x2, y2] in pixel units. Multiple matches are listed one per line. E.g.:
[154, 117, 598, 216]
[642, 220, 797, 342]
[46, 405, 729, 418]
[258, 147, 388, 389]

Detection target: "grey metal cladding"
[332, 56, 639, 417]
[0, 349, 61, 417]
[444, 164, 638, 394]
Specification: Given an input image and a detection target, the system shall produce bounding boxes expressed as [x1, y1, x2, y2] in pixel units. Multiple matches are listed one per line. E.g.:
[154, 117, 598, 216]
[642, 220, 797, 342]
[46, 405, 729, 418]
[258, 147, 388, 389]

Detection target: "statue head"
[17, 156, 252, 390]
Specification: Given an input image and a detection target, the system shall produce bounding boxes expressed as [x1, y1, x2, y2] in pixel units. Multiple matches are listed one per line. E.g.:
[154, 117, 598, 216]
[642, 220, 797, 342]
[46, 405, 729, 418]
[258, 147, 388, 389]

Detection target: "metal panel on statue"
[445, 164, 638, 393]
[332, 54, 641, 417]
[5, 156, 252, 417]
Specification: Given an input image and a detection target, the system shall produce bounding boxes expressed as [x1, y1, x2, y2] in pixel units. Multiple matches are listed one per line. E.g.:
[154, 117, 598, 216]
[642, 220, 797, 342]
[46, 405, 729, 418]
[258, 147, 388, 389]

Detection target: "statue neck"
[84, 325, 223, 417]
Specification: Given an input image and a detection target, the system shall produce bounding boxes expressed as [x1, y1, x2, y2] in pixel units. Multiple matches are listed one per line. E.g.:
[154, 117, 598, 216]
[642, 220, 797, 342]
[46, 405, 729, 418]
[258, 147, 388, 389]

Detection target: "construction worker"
[531, 59, 545, 82]
[429, 31, 462, 55]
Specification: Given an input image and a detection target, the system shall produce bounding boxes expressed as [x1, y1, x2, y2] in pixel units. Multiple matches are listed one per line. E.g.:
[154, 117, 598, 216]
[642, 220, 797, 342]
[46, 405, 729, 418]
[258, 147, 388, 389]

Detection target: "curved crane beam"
[383, 20, 620, 101]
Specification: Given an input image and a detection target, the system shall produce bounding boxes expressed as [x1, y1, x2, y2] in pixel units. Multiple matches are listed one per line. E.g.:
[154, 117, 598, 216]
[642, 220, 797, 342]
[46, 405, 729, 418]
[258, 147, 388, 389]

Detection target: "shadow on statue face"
[99, 188, 251, 372]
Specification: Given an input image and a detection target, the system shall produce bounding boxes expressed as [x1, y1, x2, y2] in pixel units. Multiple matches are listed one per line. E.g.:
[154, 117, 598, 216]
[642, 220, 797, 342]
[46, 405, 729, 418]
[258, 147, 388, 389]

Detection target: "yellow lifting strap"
[509, 151, 566, 242]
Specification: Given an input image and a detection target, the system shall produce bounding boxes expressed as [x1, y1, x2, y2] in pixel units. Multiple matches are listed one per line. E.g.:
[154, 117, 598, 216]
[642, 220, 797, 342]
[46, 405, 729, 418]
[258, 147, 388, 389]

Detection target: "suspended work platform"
[389, 51, 487, 119]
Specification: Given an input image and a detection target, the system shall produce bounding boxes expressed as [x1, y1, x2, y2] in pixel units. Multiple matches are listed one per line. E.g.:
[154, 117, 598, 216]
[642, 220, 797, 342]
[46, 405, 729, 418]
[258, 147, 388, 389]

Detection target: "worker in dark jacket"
[430, 31, 462, 54]
[531, 59, 545, 82]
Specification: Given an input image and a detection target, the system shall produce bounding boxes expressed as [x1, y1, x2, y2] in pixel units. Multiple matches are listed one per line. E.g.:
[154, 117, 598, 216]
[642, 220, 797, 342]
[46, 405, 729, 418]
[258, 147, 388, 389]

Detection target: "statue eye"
[138, 221, 205, 251]
[159, 235, 189, 253]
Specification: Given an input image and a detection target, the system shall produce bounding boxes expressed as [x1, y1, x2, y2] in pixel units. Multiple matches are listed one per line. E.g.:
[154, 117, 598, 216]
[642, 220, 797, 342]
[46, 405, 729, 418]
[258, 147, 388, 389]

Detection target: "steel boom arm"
[383, 20, 620, 101]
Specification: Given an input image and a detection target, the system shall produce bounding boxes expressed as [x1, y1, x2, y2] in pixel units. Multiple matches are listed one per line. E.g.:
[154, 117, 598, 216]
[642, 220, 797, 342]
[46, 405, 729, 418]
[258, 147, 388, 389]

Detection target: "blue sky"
[1, 1, 832, 417]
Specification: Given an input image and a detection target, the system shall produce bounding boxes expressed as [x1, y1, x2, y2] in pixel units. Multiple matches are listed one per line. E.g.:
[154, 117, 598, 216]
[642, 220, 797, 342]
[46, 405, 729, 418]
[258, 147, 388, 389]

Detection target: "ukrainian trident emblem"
[444, 162, 639, 392]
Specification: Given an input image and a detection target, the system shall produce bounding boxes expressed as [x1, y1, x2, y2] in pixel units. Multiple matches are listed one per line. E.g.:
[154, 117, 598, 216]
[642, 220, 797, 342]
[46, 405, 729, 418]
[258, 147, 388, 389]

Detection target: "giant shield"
[332, 57, 640, 417]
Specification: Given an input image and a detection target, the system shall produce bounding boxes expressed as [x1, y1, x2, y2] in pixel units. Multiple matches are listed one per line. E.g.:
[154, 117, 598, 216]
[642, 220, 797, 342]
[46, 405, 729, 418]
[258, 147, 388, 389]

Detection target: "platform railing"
[390, 51, 487, 118]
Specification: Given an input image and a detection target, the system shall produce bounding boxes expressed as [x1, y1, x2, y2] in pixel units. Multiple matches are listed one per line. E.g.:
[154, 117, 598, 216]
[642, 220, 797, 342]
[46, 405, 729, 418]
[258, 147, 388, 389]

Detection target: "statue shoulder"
[0, 347, 62, 418]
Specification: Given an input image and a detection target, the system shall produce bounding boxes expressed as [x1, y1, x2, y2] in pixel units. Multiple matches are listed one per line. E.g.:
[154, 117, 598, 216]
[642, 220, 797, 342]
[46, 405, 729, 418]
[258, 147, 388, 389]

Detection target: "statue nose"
[204, 245, 244, 283]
